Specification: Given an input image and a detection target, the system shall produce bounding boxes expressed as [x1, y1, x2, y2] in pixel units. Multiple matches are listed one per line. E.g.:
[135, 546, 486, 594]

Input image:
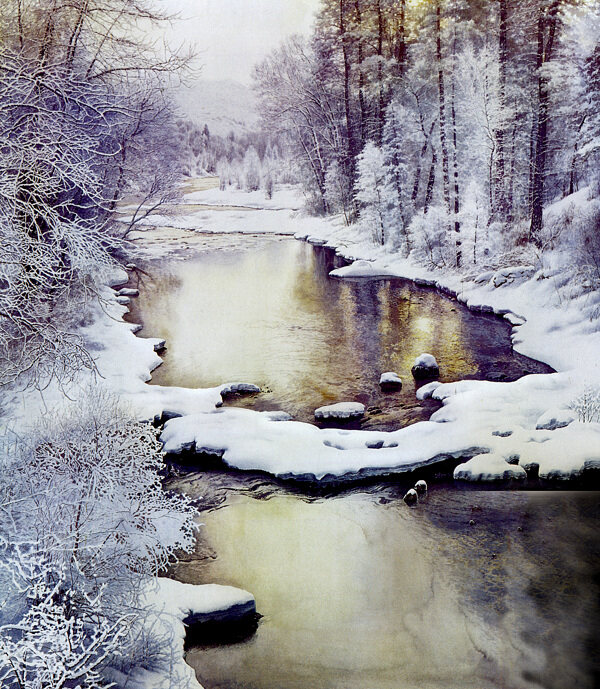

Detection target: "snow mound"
[416, 381, 442, 400]
[315, 402, 365, 420]
[535, 408, 577, 430]
[330, 260, 398, 278]
[454, 453, 527, 481]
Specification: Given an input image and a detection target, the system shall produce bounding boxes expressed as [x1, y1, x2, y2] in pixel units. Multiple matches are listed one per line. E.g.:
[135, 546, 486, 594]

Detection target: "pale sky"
[160, 0, 322, 84]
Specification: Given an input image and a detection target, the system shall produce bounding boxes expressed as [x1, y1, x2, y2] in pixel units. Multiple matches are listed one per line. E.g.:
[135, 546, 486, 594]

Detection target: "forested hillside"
[254, 0, 600, 274]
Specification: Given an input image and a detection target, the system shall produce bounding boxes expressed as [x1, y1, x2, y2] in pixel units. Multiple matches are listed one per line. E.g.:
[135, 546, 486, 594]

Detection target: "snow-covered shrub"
[408, 206, 455, 269]
[569, 385, 600, 423]
[0, 390, 198, 687]
[0, 546, 131, 689]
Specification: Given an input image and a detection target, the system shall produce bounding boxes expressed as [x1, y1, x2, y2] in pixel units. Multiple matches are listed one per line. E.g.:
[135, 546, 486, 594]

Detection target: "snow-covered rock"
[491, 265, 536, 288]
[117, 287, 140, 297]
[416, 381, 442, 400]
[535, 408, 577, 430]
[403, 488, 418, 505]
[454, 453, 527, 481]
[411, 353, 439, 380]
[220, 382, 260, 396]
[116, 295, 131, 305]
[379, 371, 402, 388]
[314, 402, 365, 421]
[153, 339, 167, 353]
[415, 480, 428, 494]
[148, 578, 256, 627]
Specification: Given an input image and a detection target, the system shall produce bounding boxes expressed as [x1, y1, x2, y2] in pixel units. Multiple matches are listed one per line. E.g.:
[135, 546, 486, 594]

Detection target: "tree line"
[254, 0, 600, 270]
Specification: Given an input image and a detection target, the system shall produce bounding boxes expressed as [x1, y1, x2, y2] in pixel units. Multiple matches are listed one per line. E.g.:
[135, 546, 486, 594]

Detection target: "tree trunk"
[412, 120, 436, 203]
[397, 0, 407, 76]
[450, 69, 461, 266]
[354, 0, 366, 147]
[435, 1, 452, 218]
[424, 148, 438, 214]
[376, 0, 385, 145]
[493, 0, 509, 221]
[340, 0, 357, 185]
[529, 0, 560, 244]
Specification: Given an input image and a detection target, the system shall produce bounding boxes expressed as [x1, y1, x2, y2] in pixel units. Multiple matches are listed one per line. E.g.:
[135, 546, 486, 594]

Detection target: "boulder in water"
[314, 402, 365, 421]
[411, 353, 439, 380]
[379, 372, 402, 389]
[403, 488, 418, 505]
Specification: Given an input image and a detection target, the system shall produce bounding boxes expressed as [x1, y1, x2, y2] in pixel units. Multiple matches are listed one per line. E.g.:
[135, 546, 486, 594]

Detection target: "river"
[130, 231, 598, 689]
[129, 233, 551, 430]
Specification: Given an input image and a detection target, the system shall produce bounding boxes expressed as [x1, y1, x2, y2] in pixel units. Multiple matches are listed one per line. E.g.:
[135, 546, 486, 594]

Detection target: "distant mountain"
[175, 79, 259, 137]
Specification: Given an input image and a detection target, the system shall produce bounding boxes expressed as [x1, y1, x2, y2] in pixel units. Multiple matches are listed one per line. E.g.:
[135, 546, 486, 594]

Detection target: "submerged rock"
[379, 372, 402, 389]
[314, 402, 365, 421]
[411, 353, 439, 380]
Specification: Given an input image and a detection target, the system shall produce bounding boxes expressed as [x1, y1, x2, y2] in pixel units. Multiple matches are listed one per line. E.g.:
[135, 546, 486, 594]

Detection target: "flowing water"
[130, 231, 598, 689]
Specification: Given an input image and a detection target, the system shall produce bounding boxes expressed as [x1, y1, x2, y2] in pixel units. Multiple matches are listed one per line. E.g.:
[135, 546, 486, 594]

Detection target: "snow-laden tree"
[0, 0, 191, 390]
[243, 146, 261, 192]
[355, 142, 399, 246]
[0, 391, 198, 687]
[0, 548, 131, 689]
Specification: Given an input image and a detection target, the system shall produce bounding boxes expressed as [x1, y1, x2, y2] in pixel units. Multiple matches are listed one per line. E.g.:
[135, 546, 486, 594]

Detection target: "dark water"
[130, 234, 551, 430]
[170, 474, 600, 689]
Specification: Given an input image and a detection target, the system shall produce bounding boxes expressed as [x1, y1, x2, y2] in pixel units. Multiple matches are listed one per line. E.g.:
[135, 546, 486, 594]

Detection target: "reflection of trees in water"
[137, 237, 553, 426]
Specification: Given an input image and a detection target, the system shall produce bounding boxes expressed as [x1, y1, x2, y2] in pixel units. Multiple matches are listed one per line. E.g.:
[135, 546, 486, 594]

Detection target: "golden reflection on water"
[174, 487, 600, 689]
[135, 237, 487, 425]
